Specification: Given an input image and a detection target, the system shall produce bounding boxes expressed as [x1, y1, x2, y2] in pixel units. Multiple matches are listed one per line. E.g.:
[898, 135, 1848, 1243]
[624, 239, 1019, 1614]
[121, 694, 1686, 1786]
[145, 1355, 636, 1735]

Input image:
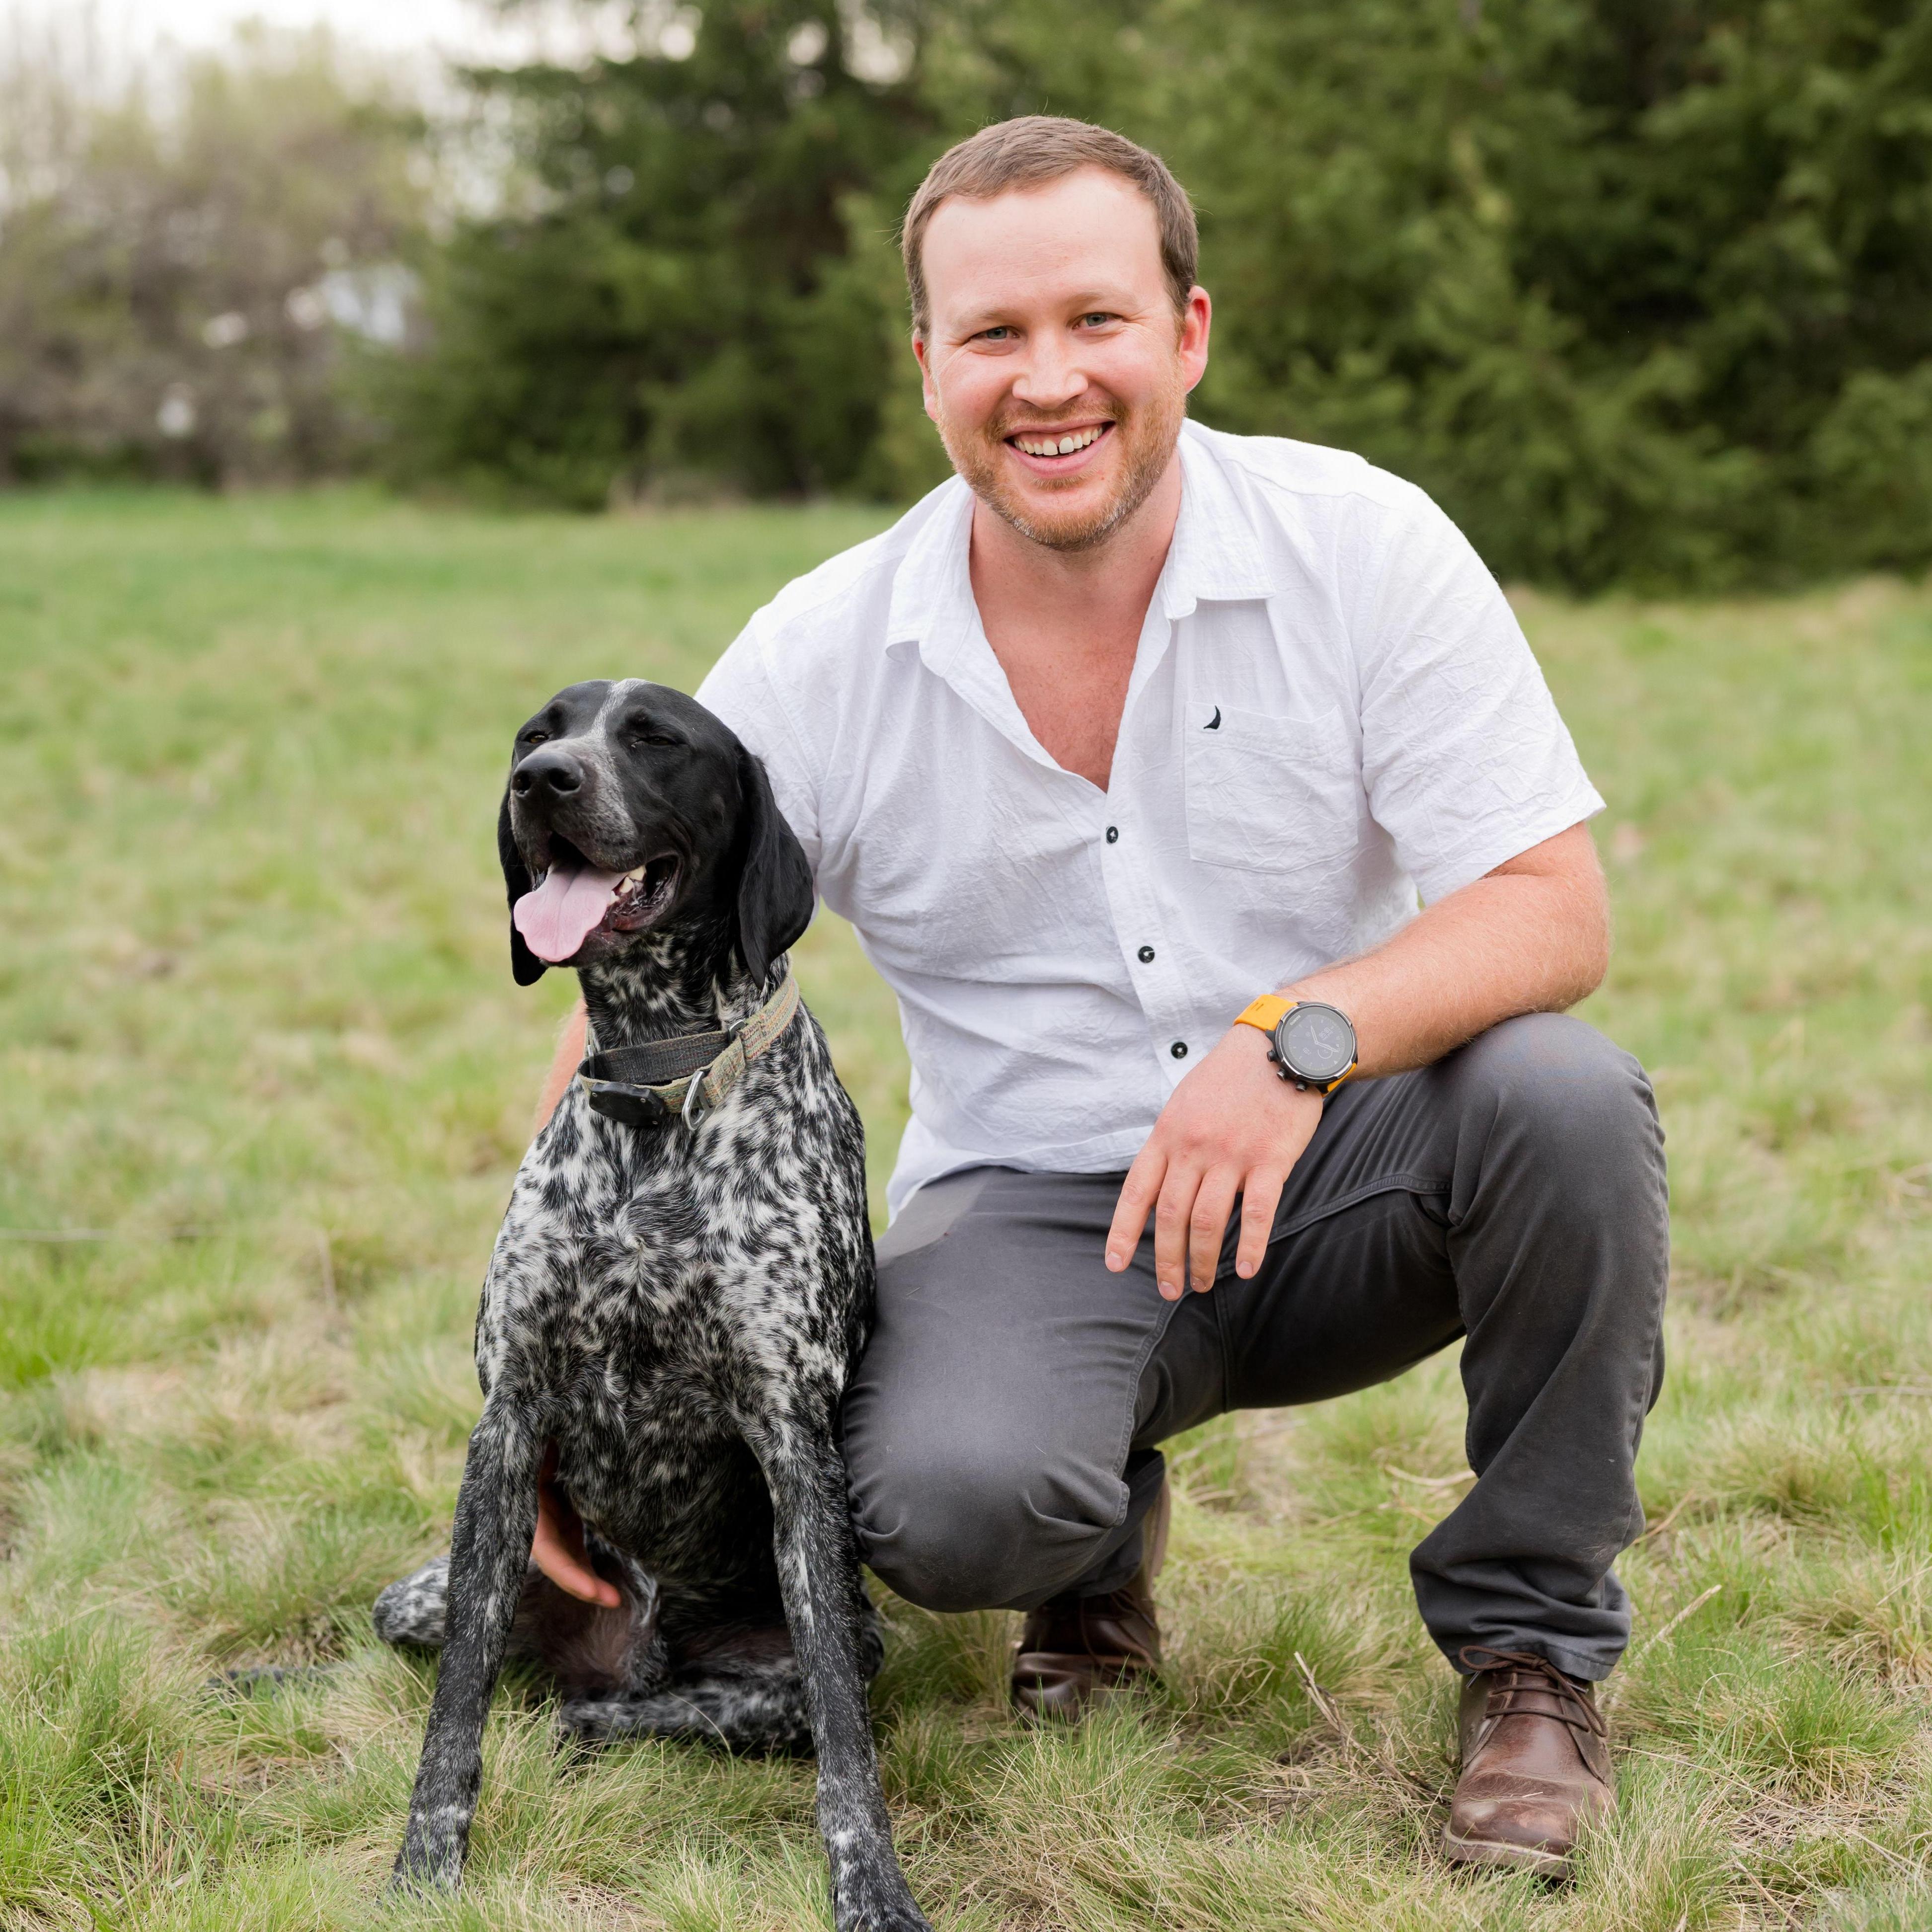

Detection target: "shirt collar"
[883, 477, 976, 665]
[1157, 420, 1291, 618]
[882, 418, 1288, 660]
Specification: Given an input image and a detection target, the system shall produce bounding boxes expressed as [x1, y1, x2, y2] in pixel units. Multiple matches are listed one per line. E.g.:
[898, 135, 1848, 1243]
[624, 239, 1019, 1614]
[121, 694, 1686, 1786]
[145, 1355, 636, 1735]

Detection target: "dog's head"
[497, 680, 813, 990]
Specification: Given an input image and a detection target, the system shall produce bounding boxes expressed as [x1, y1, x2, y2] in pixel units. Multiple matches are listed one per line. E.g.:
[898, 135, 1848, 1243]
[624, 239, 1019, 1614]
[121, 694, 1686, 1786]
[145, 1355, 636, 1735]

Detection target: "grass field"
[0, 486, 1929, 1932]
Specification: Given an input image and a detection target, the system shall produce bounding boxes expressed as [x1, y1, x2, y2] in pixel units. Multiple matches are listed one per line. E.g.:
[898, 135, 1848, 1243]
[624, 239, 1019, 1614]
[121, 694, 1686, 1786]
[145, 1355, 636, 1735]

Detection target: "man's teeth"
[1014, 425, 1104, 457]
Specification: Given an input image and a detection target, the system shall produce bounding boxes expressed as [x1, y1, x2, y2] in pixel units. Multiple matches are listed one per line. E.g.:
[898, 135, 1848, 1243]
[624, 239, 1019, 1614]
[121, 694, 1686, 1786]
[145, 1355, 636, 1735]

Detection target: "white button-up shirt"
[698, 422, 1604, 1217]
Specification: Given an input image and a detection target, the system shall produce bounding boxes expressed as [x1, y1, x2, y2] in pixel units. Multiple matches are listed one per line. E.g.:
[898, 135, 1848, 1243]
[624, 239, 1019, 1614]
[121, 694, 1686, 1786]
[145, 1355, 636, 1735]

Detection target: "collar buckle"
[679, 1072, 716, 1131]
[581, 1077, 674, 1129]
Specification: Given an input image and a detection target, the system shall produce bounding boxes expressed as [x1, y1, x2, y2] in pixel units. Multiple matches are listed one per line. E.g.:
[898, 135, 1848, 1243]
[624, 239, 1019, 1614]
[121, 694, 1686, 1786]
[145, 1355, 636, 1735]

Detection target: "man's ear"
[499, 787, 547, 986]
[734, 745, 814, 987]
[913, 330, 941, 425]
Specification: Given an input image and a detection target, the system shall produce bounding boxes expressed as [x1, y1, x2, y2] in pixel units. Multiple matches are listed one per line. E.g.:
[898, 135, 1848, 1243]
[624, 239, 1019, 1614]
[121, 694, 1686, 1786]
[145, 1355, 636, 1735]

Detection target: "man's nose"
[1011, 335, 1088, 410]
[512, 747, 585, 801]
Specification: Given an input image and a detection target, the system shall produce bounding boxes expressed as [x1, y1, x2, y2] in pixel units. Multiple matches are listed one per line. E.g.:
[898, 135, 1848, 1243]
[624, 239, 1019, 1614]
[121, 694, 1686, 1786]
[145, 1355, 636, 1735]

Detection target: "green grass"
[0, 485, 1928, 1929]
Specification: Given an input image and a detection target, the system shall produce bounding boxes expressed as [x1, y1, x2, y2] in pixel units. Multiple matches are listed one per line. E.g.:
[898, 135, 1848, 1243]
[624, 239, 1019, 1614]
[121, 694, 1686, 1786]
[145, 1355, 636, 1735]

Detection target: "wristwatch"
[1234, 994, 1358, 1094]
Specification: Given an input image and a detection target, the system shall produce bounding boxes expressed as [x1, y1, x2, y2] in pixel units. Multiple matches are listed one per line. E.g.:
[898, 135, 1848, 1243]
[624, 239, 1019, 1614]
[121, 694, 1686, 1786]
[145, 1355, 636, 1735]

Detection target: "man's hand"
[1102, 823, 1611, 1298]
[1105, 1021, 1323, 1298]
[532, 1442, 622, 1608]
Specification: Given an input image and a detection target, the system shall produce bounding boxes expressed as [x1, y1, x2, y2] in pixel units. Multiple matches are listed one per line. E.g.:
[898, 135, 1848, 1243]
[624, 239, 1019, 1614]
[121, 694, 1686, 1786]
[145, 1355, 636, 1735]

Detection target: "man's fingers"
[1153, 1162, 1203, 1300]
[532, 1479, 621, 1609]
[1235, 1165, 1291, 1280]
[1188, 1168, 1241, 1293]
[1106, 1146, 1167, 1271]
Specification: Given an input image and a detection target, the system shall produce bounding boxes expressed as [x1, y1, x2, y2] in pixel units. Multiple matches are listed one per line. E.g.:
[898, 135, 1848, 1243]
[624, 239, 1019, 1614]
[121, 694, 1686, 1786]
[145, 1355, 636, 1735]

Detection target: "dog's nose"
[512, 748, 585, 799]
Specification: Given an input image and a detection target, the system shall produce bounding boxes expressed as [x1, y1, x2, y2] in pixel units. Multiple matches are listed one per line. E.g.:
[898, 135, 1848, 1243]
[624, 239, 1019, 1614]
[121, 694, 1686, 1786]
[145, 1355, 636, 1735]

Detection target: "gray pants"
[842, 1013, 1668, 1684]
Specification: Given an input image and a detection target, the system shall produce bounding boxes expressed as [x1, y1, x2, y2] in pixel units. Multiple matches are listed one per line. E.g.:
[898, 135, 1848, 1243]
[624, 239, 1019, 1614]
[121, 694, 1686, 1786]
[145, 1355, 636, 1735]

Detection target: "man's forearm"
[1105, 820, 1609, 1296]
[525, 995, 608, 1606]
[1287, 822, 1609, 1080]
[535, 999, 588, 1137]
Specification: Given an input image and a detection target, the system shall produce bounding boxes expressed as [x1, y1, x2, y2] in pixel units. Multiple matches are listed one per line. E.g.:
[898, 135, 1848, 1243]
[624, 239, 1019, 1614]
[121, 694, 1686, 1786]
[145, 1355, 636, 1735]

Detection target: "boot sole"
[1441, 1825, 1572, 1878]
[1012, 1685, 1134, 1723]
[1011, 1659, 1156, 1723]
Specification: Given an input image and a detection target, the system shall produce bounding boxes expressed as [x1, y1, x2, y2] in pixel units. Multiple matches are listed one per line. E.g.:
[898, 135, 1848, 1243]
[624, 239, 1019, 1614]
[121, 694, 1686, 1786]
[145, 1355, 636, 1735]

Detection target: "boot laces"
[1459, 1645, 1607, 1741]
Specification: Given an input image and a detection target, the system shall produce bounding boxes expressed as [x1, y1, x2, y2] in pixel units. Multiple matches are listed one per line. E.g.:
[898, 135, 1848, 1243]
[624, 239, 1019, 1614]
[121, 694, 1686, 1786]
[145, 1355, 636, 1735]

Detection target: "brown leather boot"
[1442, 1646, 1615, 1875]
[1011, 1479, 1169, 1720]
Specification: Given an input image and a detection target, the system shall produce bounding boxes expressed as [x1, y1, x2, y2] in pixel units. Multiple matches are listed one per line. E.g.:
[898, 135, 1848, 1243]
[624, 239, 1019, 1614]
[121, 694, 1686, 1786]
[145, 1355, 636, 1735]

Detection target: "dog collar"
[575, 971, 801, 1130]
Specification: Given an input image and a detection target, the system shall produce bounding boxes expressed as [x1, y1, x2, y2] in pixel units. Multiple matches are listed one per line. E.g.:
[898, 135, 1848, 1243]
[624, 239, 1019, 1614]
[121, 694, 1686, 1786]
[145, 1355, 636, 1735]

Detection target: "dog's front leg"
[759, 1426, 932, 1932]
[392, 1403, 541, 1891]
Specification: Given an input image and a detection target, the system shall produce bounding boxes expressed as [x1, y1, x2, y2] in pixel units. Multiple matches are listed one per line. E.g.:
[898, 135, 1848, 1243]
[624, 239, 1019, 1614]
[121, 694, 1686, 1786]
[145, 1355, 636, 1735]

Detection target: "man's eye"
[1079, 312, 1114, 327]
[978, 326, 1013, 342]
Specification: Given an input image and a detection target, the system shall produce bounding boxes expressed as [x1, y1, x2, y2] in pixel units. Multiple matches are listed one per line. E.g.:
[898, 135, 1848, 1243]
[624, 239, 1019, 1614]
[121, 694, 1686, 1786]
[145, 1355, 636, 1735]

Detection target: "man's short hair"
[901, 116, 1198, 335]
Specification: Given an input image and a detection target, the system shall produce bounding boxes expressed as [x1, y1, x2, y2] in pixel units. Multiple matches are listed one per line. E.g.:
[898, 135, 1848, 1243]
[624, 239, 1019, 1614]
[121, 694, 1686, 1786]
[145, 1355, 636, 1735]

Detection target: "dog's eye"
[522, 729, 550, 745]
[633, 732, 680, 749]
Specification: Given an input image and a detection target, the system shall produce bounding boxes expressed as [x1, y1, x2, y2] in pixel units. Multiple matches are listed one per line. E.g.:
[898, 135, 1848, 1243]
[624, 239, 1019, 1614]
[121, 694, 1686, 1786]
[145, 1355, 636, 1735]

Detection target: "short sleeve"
[1353, 496, 1604, 903]
[696, 621, 824, 882]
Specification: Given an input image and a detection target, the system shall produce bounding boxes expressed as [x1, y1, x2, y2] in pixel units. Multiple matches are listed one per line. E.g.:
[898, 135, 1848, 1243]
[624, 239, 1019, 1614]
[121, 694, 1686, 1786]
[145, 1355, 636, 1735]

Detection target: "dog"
[375, 679, 930, 1932]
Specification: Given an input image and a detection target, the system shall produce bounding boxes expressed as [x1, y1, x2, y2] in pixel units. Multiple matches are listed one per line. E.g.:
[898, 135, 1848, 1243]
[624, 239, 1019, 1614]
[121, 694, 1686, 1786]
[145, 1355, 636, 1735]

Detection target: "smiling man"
[535, 117, 1667, 1875]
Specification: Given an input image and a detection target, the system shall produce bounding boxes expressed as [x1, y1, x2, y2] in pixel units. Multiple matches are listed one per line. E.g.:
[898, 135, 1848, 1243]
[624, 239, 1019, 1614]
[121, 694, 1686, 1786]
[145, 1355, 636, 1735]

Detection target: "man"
[531, 117, 1667, 1875]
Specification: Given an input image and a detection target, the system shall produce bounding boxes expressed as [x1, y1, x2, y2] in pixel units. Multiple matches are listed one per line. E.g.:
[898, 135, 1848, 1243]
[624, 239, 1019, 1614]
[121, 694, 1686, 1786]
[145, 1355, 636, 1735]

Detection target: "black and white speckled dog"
[374, 679, 930, 1932]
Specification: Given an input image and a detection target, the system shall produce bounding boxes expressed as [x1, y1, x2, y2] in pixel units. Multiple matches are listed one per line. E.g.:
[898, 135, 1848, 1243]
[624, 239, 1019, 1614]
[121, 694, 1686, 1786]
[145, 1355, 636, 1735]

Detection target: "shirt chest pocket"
[1183, 702, 1361, 877]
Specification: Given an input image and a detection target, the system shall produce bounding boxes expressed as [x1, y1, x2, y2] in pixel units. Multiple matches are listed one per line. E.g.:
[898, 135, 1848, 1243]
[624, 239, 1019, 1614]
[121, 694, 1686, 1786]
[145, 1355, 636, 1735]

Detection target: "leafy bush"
[1167, 0, 1932, 588]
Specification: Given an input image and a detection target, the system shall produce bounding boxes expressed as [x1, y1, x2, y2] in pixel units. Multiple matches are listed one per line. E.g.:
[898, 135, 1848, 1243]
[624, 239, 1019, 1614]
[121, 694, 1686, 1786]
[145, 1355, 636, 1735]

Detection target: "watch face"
[1281, 1003, 1355, 1082]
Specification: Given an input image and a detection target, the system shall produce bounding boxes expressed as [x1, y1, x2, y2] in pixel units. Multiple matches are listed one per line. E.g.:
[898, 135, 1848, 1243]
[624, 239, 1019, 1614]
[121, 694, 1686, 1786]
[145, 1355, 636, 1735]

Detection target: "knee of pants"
[1451, 1012, 1663, 1207]
[849, 1438, 1120, 1615]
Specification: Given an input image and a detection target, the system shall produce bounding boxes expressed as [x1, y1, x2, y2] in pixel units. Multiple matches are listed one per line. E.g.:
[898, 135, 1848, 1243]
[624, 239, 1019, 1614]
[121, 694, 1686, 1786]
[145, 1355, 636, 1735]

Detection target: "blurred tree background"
[3, 0, 1931, 589]
[0, 19, 424, 486]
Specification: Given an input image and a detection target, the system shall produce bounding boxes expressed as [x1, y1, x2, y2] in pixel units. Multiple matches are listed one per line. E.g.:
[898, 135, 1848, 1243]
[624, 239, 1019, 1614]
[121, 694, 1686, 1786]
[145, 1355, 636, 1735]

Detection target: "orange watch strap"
[1235, 994, 1295, 1037]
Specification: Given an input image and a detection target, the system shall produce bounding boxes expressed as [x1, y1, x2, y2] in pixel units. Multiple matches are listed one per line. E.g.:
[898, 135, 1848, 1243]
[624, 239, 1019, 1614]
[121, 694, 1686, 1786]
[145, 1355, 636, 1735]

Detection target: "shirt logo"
[1204, 705, 1222, 730]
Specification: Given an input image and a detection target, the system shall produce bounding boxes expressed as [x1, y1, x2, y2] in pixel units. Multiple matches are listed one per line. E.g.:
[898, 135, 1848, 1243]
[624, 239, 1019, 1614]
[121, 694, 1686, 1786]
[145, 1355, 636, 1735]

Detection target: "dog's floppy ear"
[499, 787, 547, 986]
[734, 745, 814, 987]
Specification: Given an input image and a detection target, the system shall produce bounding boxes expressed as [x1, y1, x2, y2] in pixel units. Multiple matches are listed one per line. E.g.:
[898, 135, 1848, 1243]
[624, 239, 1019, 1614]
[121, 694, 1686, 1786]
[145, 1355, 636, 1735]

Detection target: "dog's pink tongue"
[513, 864, 626, 963]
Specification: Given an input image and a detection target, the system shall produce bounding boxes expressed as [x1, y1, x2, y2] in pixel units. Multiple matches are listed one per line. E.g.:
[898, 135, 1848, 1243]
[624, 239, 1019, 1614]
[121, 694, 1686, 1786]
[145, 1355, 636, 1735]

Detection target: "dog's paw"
[554, 1695, 626, 1744]
[390, 1827, 464, 1894]
[832, 1857, 932, 1932]
[373, 1555, 451, 1648]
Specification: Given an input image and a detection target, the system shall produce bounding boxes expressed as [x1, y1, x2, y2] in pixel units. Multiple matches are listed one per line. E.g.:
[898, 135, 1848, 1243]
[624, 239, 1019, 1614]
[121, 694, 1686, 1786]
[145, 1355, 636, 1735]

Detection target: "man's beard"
[939, 373, 1187, 554]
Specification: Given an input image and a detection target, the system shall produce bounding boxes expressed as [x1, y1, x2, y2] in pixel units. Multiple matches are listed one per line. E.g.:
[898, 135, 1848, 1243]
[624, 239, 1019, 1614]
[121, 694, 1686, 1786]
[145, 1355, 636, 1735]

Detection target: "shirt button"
[1170, 1041, 1188, 1059]
[1138, 945, 1155, 963]
[1105, 825, 1119, 844]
